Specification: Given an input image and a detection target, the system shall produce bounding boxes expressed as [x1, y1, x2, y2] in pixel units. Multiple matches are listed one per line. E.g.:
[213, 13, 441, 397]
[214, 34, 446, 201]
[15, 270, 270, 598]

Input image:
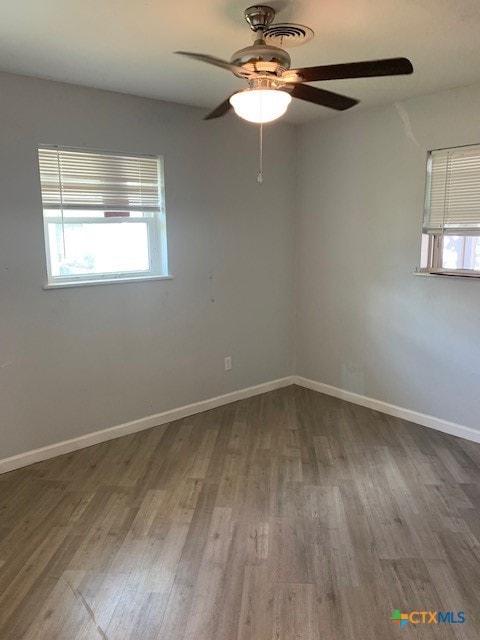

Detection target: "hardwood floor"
[1, 385, 479, 639]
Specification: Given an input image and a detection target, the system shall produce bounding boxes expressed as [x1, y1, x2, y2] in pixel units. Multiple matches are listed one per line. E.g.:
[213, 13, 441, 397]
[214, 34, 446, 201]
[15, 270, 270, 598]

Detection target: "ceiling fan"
[176, 5, 414, 124]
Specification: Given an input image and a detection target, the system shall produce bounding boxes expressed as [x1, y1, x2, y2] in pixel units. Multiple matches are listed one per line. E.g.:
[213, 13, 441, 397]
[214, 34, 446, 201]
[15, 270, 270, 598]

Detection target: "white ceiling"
[0, 0, 480, 123]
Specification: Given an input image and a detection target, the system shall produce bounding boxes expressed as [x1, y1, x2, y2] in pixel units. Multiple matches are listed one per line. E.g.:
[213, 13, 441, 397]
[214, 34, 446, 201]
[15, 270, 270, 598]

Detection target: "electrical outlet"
[224, 356, 232, 371]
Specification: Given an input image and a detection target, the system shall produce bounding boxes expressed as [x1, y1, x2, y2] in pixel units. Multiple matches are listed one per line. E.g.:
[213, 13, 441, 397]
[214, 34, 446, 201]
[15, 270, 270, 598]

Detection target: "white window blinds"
[38, 147, 161, 212]
[424, 144, 480, 234]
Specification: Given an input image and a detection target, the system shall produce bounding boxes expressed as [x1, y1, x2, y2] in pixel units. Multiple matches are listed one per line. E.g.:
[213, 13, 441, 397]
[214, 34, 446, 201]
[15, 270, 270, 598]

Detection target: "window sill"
[414, 270, 480, 280]
[43, 274, 174, 290]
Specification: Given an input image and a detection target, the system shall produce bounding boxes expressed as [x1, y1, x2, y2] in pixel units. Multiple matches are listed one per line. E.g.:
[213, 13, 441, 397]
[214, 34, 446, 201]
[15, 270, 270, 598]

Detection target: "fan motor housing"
[231, 43, 291, 73]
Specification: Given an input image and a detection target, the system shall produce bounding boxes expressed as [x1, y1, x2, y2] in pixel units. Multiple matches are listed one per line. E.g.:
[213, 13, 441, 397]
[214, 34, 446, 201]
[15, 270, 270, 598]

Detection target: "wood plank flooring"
[1, 385, 479, 639]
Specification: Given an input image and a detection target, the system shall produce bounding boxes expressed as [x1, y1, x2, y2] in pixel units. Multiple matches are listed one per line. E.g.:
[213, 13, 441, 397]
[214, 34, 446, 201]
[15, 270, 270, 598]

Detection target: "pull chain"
[257, 122, 263, 184]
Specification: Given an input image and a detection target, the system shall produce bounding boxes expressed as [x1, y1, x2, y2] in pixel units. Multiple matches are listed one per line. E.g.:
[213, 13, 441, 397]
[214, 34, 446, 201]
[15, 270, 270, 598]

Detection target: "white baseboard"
[294, 376, 480, 444]
[0, 376, 294, 475]
[4, 374, 477, 475]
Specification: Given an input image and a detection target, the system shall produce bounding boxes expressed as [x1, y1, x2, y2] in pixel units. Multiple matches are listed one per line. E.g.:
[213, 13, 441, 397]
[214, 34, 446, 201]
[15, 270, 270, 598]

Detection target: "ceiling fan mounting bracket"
[244, 5, 276, 32]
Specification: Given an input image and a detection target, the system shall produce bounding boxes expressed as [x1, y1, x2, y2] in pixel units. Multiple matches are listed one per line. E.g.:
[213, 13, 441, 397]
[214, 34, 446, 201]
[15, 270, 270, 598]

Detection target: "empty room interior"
[1, 1, 480, 638]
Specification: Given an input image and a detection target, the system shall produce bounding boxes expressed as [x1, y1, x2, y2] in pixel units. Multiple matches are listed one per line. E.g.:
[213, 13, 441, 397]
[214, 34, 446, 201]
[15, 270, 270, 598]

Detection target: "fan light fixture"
[229, 89, 292, 123]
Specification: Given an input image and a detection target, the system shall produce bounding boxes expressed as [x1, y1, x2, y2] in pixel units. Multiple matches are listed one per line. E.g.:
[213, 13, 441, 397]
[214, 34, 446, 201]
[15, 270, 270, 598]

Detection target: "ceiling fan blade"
[175, 51, 251, 78]
[204, 95, 236, 120]
[287, 57, 414, 83]
[287, 84, 358, 111]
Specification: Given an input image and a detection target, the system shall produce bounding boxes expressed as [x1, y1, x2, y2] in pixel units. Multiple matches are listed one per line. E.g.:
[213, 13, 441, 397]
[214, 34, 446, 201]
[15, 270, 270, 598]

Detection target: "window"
[38, 147, 168, 286]
[421, 144, 480, 277]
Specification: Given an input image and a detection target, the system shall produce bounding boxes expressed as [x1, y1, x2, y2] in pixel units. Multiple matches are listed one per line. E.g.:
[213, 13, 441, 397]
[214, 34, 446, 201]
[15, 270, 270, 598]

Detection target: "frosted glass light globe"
[230, 89, 292, 124]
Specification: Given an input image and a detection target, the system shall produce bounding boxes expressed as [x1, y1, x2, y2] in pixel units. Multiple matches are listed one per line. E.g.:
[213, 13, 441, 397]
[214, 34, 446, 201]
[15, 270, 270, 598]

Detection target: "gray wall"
[0, 71, 296, 459]
[296, 83, 480, 431]
[3, 68, 480, 460]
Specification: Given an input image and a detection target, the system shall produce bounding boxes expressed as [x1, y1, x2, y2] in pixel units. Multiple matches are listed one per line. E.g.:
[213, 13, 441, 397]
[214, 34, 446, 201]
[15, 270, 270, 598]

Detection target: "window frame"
[38, 146, 169, 287]
[420, 143, 480, 278]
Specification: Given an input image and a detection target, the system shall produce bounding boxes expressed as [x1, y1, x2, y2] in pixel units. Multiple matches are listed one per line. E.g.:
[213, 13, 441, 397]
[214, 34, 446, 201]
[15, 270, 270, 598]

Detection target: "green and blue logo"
[390, 610, 409, 628]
